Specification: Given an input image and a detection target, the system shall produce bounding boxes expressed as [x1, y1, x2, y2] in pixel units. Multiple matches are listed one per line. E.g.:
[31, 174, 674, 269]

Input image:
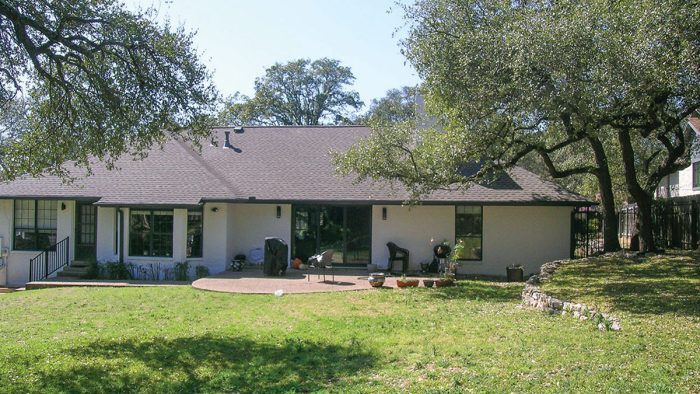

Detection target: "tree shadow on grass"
[549, 254, 700, 317]
[36, 335, 375, 393]
[600, 279, 700, 316]
[427, 281, 522, 302]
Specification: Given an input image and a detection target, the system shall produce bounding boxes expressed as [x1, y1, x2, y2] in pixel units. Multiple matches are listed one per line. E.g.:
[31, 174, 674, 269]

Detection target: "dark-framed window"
[187, 208, 203, 258]
[693, 162, 700, 189]
[129, 210, 173, 257]
[13, 199, 58, 251]
[455, 205, 482, 260]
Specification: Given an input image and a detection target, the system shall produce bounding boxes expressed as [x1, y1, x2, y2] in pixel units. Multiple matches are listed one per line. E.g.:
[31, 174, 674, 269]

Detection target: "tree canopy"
[218, 58, 362, 126]
[336, 0, 700, 251]
[0, 0, 218, 180]
[357, 86, 418, 125]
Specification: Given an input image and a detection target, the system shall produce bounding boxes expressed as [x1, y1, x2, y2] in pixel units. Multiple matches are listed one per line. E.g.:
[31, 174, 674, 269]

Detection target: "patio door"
[292, 205, 371, 265]
[75, 202, 97, 261]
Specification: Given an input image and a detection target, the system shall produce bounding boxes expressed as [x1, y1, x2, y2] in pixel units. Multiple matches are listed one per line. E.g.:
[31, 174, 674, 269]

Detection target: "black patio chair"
[386, 242, 409, 274]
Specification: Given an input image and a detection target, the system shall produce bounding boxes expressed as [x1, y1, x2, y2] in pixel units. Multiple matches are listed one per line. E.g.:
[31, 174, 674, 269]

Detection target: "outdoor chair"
[307, 250, 335, 283]
[386, 242, 409, 274]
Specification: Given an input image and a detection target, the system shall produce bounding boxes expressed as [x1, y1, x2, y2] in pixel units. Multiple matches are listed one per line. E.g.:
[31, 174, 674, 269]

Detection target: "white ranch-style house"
[0, 126, 590, 287]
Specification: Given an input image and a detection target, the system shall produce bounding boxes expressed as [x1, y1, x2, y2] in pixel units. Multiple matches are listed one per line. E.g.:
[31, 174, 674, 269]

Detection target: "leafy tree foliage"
[0, 0, 217, 180]
[337, 0, 700, 252]
[357, 86, 417, 124]
[218, 58, 362, 126]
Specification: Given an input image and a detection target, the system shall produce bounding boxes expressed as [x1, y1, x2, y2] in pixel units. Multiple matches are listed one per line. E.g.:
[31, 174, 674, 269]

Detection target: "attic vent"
[223, 131, 233, 149]
[233, 126, 244, 133]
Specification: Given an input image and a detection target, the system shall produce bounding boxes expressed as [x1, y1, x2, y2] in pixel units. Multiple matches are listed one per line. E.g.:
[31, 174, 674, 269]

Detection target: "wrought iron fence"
[572, 197, 700, 259]
[571, 206, 605, 259]
[617, 197, 700, 251]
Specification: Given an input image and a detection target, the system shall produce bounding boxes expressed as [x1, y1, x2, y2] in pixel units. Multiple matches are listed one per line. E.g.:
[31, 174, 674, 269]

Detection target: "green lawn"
[1, 254, 698, 393]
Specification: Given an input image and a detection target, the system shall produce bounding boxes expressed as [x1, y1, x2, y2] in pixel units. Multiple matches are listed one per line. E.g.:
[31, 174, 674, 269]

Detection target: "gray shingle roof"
[0, 126, 590, 206]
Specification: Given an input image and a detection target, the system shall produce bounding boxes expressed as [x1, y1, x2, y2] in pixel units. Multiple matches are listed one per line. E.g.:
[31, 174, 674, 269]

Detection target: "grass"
[0, 254, 698, 393]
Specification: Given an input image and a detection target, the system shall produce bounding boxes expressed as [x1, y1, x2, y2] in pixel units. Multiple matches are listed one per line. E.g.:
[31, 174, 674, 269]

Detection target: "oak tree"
[218, 58, 362, 126]
[337, 0, 700, 252]
[0, 0, 217, 180]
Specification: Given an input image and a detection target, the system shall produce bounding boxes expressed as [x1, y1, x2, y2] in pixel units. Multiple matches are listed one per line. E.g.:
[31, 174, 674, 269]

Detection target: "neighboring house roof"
[689, 114, 700, 134]
[0, 126, 591, 207]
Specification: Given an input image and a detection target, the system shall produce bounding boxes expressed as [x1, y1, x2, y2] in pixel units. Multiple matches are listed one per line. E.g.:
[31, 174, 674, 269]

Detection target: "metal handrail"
[28, 237, 70, 282]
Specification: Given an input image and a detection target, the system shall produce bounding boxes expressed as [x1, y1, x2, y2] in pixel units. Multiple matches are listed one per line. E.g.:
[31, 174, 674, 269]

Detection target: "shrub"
[195, 265, 210, 279]
[84, 258, 99, 279]
[173, 261, 190, 281]
[104, 261, 132, 280]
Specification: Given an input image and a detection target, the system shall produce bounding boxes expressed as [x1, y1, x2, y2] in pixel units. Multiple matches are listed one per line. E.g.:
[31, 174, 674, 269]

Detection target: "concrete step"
[0, 288, 15, 293]
[57, 266, 90, 277]
[70, 260, 92, 268]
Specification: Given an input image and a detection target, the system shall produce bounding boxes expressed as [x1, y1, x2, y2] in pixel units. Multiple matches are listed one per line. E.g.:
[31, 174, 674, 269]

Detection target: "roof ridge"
[173, 139, 240, 198]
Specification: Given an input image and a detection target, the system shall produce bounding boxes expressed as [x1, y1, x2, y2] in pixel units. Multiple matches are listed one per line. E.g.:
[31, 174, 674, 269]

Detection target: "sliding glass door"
[292, 205, 371, 265]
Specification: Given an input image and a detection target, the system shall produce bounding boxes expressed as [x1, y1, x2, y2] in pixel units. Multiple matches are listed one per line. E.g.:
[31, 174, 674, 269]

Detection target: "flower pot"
[423, 279, 435, 288]
[368, 272, 385, 288]
[435, 279, 455, 288]
[397, 279, 419, 288]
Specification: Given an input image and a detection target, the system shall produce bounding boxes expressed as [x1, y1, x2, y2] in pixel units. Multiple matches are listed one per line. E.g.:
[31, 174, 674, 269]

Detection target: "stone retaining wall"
[522, 259, 621, 331]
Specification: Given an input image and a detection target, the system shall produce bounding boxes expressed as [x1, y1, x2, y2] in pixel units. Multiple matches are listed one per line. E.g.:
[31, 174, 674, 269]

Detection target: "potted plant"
[396, 275, 420, 288]
[435, 272, 456, 287]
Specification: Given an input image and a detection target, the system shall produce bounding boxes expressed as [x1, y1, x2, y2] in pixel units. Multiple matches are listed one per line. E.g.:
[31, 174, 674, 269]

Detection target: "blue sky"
[125, 0, 421, 107]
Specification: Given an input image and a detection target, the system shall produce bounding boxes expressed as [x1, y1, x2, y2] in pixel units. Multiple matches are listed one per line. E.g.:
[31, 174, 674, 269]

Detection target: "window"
[129, 210, 173, 257]
[455, 206, 482, 260]
[693, 162, 700, 189]
[187, 208, 203, 258]
[13, 200, 58, 251]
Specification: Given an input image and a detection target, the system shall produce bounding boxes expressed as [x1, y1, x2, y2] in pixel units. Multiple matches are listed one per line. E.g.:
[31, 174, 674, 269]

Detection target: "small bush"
[104, 261, 132, 280]
[195, 265, 210, 279]
[84, 258, 99, 279]
[173, 261, 190, 281]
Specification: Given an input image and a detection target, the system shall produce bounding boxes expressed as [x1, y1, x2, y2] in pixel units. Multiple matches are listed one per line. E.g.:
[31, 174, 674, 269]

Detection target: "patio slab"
[192, 269, 429, 294]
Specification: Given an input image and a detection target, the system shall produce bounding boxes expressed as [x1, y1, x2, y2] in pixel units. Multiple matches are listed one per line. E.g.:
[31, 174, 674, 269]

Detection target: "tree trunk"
[635, 193, 656, 252]
[616, 129, 656, 252]
[587, 137, 621, 252]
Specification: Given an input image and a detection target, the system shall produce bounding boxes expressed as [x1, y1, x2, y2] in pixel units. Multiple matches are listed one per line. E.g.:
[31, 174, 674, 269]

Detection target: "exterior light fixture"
[61, 203, 66, 210]
[276, 206, 281, 218]
[211, 207, 219, 212]
[382, 207, 387, 220]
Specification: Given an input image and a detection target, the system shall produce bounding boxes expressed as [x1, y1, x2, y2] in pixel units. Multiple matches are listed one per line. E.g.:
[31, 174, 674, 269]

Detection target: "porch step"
[0, 287, 15, 294]
[57, 265, 90, 278]
[70, 260, 91, 268]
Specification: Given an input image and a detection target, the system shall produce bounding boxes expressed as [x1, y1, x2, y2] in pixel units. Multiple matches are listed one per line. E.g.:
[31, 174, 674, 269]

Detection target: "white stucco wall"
[371, 205, 455, 271]
[478, 205, 572, 276]
[229, 203, 292, 264]
[0, 199, 12, 286]
[371, 204, 572, 277]
[96, 207, 117, 262]
[201, 202, 228, 273]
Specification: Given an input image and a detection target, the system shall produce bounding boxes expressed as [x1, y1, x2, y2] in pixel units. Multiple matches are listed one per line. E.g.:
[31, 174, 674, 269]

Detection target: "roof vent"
[233, 126, 244, 133]
[223, 131, 233, 149]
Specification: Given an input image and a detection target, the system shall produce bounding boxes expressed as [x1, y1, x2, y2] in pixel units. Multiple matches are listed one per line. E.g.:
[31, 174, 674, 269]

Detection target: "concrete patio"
[192, 268, 430, 294]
